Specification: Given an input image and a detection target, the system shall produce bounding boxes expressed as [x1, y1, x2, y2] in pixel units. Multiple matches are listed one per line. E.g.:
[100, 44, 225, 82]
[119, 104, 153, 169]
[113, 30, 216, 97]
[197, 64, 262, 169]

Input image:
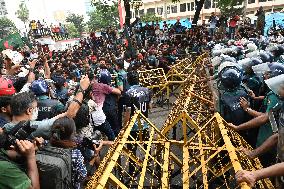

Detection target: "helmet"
[259, 51, 272, 63]
[251, 57, 263, 66]
[249, 38, 259, 47]
[97, 69, 111, 85]
[266, 45, 279, 53]
[267, 45, 282, 57]
[268, 62, 284, 78]
[218, 61, 242, 75]
[31, 79, 48, 95]
[219, 67, 243, 90]
[247, 43, 257, 52]
[246, 50, 259, 58]
[221, 55, 236, 63]
[0, 77, 15, 96]
[212, 49, 222, 57]
[238, 58, 252, 70]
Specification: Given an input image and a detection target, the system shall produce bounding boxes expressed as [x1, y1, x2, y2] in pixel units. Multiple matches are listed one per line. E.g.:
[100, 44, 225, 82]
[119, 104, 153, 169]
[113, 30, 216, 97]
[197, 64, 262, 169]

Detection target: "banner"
[118, 0, 124, 29]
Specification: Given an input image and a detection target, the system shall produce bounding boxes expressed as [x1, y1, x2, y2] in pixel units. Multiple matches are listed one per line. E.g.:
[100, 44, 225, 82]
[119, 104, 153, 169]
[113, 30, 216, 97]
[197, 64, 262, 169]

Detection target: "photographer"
[2, 75, 90, 139]
[0, 128, 40, 189]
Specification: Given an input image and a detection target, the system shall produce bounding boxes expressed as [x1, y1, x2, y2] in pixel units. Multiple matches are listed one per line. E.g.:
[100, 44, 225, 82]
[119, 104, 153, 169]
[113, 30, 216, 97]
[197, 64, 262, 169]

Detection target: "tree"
[217, 0, 244, 17]
[65, 23, 80, 38]
[0, 17, 18, 39]
[66, 13, 85, 34]
[15, 2, 29, 32]
[88, 0, 119, 31]
[140, 13, 162, 23]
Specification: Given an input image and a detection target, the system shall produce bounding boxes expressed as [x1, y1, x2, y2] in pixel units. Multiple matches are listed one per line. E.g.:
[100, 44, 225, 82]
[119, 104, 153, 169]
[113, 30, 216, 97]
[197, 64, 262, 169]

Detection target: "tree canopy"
[15, 2, 29, 24]
[217, 0, 244, 17]
[0, 17, 18, 39]
[66, 13, 85, 34]
[65, 23, 80, 38]
[140, 13, 162, 23]
[88, 0, 119, 31]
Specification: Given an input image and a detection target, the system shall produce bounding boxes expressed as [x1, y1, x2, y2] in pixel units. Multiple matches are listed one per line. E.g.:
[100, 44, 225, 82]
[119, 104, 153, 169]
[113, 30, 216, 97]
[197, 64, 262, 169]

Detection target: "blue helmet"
[251, 57, 263, 66]
[259, 51, 272, 63]
[219, 67, 243, 90]
[31, 79, 48, 96]
[268, 62, 284, 78]
[97, 69, 111, 85]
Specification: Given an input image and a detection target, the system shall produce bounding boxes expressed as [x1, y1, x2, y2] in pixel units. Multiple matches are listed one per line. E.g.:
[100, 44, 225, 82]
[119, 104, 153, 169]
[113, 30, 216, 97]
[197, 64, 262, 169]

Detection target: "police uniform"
[256, 91, 280, 147]
[37, 95, 64, 121]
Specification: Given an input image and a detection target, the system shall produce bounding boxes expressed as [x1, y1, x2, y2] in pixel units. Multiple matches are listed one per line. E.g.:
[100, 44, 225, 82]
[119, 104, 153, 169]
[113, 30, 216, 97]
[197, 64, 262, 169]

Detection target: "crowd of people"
[29, 20, 69, 41]
[0, 8, 283, 188]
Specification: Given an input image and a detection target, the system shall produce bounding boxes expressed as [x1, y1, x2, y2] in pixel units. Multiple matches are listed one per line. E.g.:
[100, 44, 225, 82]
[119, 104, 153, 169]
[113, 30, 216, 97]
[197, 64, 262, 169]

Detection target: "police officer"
[228, 63, 284, 166]
[31, 79, 64, 121]
[218, 62, 257, 146]
[235, 74, 284, 188]
[122, 71, 151, 178]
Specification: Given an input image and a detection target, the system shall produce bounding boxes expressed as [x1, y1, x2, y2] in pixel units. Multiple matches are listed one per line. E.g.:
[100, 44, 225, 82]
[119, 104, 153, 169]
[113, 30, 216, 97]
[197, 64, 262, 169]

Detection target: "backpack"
[36, 146, 72, 189]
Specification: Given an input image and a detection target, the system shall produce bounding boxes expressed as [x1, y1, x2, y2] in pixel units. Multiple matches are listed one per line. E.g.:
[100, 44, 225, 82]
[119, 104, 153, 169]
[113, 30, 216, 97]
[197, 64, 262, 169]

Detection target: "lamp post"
[214, 1, 217, 13]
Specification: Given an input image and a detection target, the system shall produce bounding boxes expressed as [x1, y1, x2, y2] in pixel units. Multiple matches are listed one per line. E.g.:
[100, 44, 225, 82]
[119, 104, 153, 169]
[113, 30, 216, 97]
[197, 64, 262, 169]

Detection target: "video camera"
[1, 121, 37, 149]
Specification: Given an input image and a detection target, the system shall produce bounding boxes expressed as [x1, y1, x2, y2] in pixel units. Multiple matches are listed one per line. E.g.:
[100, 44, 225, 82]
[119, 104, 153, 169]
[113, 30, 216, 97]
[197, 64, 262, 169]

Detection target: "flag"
[0, 33, 24, 51]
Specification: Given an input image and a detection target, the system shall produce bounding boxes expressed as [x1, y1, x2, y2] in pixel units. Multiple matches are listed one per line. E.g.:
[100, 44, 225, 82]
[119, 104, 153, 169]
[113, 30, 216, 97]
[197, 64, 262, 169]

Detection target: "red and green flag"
[0, 33, 24, 51]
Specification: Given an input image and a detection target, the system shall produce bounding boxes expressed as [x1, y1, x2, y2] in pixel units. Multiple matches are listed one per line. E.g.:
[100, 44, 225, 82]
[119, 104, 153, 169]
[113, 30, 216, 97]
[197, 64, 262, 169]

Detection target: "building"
[84, 0, 94, 14]
[120, 0, 284, 24]
[0, 0, 8, 17]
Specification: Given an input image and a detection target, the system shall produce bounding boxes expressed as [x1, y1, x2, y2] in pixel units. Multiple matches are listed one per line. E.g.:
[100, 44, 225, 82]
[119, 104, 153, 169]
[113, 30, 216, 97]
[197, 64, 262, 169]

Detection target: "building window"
[157, 7, 163, 15]
[259, 0, 266, 2]
[171, 5, 177, 13]
[248, 0, 255, 4]
[204, 0, 211, 9]
[191, 2, 195, 11]
[139, 9, 144, 16]
[147, 8, 155, 14]
[187, 3, 191, 11]
[167, 6, 170, 14]
[180, 3, 186, 12]
[212, 0, 217, 8]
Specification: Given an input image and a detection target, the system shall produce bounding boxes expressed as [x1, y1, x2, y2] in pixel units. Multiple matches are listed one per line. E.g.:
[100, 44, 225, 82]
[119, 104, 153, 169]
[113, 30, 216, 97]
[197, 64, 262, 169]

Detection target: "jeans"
[209, 28, 216, 36]
[94, 120, 115, 141]
[229, 27, 236, 39]
[104, 108, 120, 137]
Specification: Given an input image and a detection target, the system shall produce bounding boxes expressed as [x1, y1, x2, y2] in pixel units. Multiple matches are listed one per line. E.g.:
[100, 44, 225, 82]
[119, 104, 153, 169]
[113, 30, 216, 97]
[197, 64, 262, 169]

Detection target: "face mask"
[31, 107, 38, 121]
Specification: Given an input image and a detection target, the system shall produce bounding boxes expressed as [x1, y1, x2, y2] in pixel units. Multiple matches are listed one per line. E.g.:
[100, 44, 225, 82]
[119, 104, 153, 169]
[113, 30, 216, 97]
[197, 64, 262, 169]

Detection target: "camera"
[82, 137, 101, 149]
[2, 121, 37, 149]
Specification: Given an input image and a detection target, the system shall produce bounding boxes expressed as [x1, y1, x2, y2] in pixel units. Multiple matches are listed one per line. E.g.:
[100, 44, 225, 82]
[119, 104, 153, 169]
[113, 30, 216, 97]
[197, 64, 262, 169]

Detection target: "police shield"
[265, 74, 284, 96]
[252, 63, 270, 77]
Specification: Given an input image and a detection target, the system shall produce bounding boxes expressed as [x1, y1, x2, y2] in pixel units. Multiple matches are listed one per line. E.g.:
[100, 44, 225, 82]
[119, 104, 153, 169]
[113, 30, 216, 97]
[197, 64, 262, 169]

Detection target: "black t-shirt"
[124, 85, 151, 118]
